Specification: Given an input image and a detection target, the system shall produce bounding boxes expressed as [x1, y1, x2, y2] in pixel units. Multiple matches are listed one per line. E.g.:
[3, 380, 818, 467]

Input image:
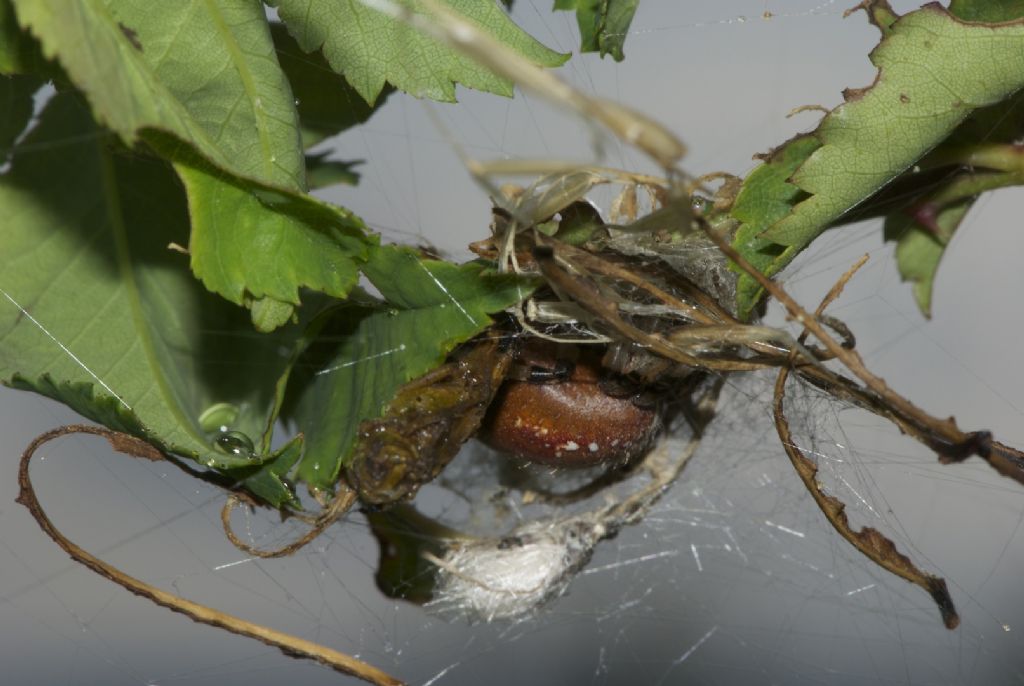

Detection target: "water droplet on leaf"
[215, 430, 257, 460]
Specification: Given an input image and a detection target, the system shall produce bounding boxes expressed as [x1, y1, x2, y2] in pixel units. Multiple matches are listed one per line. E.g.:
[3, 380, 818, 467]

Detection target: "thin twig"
[369, 0, 687, 170]
[548, 238, 721, 325]
[16, 425, 404, 686]
[701, 224, 997, 465]
[532, 235, 821, 373]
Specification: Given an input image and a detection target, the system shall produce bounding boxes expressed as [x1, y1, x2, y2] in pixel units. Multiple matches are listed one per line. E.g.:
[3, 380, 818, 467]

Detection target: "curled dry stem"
[773, 375, 960, 629]
[771, 256, 960, 628]
[767, 252, 1024, 624]
[16, 425, 403, 686]
[221, 484, 358, 558]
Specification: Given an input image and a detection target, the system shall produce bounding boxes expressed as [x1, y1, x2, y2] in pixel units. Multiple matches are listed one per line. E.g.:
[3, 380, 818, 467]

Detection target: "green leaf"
[0, 93, 303, 478]
[554, 0, 639, 61]
[847, 90, 1024, 317]
[362, 245, 534, 313]
[883, 199, 971, 318]
[731, 4, 1024, 316]
[11, 0, 304, 190]
[248, 296, 297, 333]
[305, 152, 362, 189]
[0, 0, 46, 75]
[949, 0, 1024, 22]
[553, 200, 604, 245]
[765, 6, 1024, 246]
[177, 152, 373, 330]
[10, 2, 384, 330]
[238, 434, 305, 508]
[270, 22, 392, 149]
[271, 0, 569, 105]
[729, 136, 819, 319]
[289, 246, 534, 490]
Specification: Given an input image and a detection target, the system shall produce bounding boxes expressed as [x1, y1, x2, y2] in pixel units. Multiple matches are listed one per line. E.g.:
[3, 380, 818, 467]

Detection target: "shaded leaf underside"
[0, 93, 303, 487]
[554, 0, 638, 61]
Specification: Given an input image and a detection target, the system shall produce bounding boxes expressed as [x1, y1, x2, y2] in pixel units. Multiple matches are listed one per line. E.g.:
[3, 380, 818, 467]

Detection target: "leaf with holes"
[730, 4, 1024, 317]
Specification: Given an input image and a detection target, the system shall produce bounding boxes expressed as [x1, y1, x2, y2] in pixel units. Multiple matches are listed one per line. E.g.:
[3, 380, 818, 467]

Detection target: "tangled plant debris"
[6, 2, 1024, 684]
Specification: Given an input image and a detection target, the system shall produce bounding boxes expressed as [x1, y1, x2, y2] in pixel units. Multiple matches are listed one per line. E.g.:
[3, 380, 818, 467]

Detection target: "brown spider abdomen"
[480, 347, 660, 468]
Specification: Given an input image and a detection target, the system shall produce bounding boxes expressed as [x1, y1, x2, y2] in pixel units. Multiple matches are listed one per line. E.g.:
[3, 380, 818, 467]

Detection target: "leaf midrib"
[200, 0, 284, 187]
[98, 142, 208, 453]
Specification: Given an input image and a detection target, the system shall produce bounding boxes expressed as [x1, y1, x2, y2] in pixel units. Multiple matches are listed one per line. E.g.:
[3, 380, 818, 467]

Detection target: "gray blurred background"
[3, 2, 1024, 684]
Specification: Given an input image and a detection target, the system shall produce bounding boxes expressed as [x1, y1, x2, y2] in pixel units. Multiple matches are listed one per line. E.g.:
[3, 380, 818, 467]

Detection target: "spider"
[344, 324, 667, 505]
[331, 168, 1002, 630]
[344, 166, 836, 506]
[220, 166, 992, 632]
[479, 336, 662, 469]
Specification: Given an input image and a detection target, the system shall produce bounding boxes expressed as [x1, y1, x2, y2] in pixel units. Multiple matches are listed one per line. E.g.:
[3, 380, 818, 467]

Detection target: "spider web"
[3, 1, 1024, 685]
